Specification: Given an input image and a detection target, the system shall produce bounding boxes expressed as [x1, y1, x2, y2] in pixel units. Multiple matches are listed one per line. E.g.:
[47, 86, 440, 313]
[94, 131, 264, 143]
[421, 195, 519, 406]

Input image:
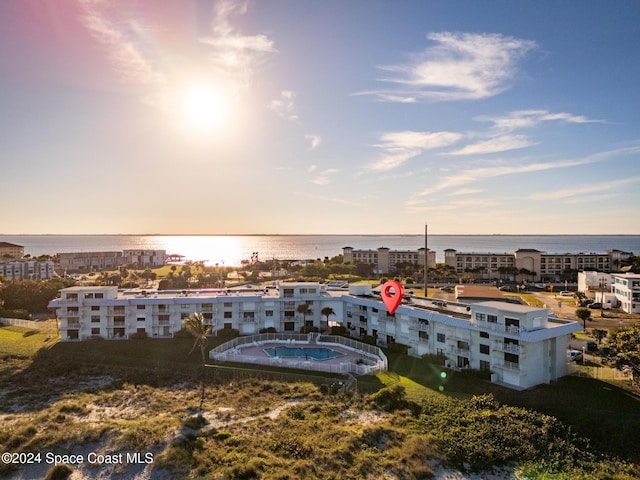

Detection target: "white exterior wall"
[577, 271, 611, 298]
[612, 273, 640, 314]
[49, 283, 581, 390]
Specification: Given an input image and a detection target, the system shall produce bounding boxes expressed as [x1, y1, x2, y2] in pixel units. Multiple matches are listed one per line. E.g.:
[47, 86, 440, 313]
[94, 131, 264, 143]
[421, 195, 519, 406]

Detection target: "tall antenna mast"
[424, 223, 428, 298]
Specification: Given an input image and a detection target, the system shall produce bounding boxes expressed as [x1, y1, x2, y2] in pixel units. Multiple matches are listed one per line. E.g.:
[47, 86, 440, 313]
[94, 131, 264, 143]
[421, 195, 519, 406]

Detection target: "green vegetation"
[1, 325, 639, 479]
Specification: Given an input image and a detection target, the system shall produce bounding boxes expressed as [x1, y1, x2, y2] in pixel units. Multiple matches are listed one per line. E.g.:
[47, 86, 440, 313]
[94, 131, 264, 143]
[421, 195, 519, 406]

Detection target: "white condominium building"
[612, 273, 640, 314]
[49, 282, 580, 390]
[342, 247, 435, 274]
[0, 260, 56, 280]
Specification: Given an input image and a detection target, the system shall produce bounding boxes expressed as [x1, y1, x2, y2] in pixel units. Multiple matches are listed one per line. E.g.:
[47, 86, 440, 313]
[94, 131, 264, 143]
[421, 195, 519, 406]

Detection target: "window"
[95, 293, 104, 299]
[84, 293, 94, 299]
[505, 352, 519, 364]
[479, 331, 489, 338]
[284, 311, 294, 318]
[91, 328, 100, 335]
[265, 310, 273, 317]
[505, 317, 520, 328]
[476, 313, 486, 322]
[91, 305, 100, 311]
[223, 302, 232, 307]
[137, 317, 145, 322]
[487, 314, 498, 323]
[457, 340, 469, 350]
[159, 314, 170, 321]
[137, 305, 146, 310]
[223, 323, 232, 329]
[243, 312, 255, 321]
[91, 316, 100, 323]
[224, 312, 232, 319]
[436, 333, 445, 343]
[419, 331, 428, 341]
[284, 321, 295, 331]
[479, 360, 491, 372]
[479, 344, 490, 354]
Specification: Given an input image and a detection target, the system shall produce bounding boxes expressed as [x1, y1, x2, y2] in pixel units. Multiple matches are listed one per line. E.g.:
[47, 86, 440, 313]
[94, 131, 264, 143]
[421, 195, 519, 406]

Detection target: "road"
[528, 292, 638, 330]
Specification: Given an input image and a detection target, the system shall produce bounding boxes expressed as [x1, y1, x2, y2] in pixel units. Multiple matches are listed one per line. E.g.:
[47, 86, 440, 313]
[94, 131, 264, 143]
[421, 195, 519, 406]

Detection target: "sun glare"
[180, 86, 228, 131]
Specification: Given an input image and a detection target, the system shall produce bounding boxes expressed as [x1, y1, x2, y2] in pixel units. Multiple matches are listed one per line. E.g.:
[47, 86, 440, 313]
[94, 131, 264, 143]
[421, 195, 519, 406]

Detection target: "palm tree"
[321, 307, 335, 330]
[185, 312, 213, 414]
[297, 303, 313, 330]
[575, 307, 592, 331]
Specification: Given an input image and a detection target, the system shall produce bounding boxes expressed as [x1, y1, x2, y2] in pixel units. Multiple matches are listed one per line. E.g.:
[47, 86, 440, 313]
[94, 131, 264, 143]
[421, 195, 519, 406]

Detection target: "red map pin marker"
[380, 280, 404, 315]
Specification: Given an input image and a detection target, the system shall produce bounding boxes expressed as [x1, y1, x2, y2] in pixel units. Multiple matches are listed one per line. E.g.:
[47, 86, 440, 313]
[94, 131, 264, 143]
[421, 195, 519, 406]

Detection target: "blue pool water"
[263, 346, 344, 361]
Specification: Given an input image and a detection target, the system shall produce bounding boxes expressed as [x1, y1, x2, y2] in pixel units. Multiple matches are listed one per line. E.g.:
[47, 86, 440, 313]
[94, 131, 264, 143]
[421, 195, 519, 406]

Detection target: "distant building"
[122, 249, 166, 268]
[444, 248, 633, 283]
[0, 242, 24, 259]
[56, 249, 167, 272]
[342, 246, 435, 274]
[577, 271, 611, 298]
[0, 260, 56, 280]
[612, 273, 640, 314]
[57, 252, 124, 272]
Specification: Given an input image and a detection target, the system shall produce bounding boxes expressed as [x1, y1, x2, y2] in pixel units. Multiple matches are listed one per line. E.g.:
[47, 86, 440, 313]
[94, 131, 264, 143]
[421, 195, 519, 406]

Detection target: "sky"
[1, 0, 639, 235]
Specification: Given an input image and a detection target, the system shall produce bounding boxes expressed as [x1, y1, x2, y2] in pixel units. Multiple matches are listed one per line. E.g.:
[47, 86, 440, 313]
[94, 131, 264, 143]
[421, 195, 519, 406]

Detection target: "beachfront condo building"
[0, 259, 56, 280]
[444, 248, 633, 283]
[57, 249, 167, 272]
[342, 247, 436, 274]
[0, 242, 24, 259]
[49, 282, 580, 390]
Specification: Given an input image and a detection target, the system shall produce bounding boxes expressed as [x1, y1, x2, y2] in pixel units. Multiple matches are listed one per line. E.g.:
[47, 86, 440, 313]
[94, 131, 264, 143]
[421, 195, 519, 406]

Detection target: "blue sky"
[1, 0, 639, 235]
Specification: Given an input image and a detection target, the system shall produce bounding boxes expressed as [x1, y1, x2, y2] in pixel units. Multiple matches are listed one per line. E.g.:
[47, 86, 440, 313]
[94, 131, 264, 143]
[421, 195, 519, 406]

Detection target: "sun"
[180, 85, 228, 131]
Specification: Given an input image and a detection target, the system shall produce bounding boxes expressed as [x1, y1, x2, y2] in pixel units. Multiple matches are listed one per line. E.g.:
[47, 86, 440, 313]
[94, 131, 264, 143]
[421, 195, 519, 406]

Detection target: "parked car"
[588, 302, 602, 309]
[559, 291, 573, 297]
[567, 350, 583, 362]
[498, 285, 513, 291]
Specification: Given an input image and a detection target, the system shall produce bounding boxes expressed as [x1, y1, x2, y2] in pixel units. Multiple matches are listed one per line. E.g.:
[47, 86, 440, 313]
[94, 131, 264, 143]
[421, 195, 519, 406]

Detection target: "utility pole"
[424, 223, 428, 298]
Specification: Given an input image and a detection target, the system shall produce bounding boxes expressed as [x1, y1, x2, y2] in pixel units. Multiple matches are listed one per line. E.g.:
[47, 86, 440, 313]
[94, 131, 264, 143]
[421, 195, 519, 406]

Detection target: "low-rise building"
[122, 249, 166, 268]
[0, 260, 56, 280]
[0, 242, 24, 259]
[577, 271, 611, 298]
[444, 248, 633, 283]
[342, 246, 435, 274]
[612, 273, 640, 314]
[49, 282, 580, 390]
[57, 251, 124, 272]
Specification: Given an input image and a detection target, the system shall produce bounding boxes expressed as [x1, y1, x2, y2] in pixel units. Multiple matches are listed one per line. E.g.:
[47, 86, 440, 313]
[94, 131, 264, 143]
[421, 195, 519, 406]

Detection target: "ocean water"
[1, 234, 638, 266]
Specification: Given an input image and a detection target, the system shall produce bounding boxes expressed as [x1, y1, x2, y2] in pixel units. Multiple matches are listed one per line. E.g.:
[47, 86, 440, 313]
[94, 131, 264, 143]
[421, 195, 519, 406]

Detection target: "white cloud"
[305, 134, 322, 150]
[528, 176, 640, 201]
[417, 145, 640, 197]
[359, 31, 536, 102]
[446, 135, 536, 156]
[311, 168, 338, 185]
[450, 188, 483, 196]
[476, 110, 605, 132]
[268, 90, 299, 121]
[369, 130, 462, 171]
[307, 164, 317, 173]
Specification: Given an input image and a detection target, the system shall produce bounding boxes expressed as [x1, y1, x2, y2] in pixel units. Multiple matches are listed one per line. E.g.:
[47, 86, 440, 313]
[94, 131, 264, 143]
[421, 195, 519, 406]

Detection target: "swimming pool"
[263, 346, 345, 361]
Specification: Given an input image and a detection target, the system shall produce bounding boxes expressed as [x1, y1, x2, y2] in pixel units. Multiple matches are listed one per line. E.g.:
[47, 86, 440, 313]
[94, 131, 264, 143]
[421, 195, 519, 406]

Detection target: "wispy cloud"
[369, 130, 462, 171]
[450, 188, 483, 196]
[305, 134, 322, 150]
[529, 176, 640, 201]
[268, 90, 299, 121]
[418, 146, 640, 196]
[476, 110, 605, 132]
[311, 168, 338, 185]
[358, 32, 536, 103]
[77, 0, 160, 86]
[446, 134, 536, 156]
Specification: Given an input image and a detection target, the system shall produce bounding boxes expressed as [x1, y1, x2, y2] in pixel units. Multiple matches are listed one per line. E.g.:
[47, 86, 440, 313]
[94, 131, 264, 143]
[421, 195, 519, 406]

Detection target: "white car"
[567, 350, 583, 362]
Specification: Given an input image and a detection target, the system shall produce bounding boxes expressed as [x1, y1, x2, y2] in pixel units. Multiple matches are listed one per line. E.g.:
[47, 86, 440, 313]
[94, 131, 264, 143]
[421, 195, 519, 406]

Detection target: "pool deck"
[212, 336, 386, 375]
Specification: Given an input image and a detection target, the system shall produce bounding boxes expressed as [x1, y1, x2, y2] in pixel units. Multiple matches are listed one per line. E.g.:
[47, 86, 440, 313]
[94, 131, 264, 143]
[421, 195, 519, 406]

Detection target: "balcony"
[495, 361, 521, 372]
[66, 320, 81, 328]
[473, 320, 521, 335]
[492, 341, 523, 354]
[448, 346, 470, 357]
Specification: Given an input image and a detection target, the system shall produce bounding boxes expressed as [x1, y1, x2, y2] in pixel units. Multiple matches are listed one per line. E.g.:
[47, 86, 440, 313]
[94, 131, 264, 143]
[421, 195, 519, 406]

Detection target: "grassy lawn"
[0, 323, 59, 357]
[3, 323, 640, 476]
